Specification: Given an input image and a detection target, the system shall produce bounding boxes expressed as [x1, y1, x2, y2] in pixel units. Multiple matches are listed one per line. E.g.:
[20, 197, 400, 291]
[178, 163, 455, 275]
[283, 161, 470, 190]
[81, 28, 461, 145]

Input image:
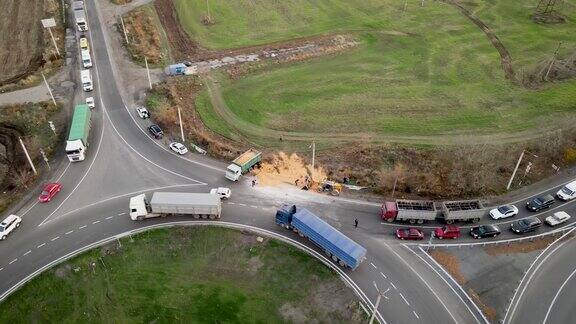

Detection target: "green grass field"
[0, 227, 361, 323]
[176, 0, 576, 144]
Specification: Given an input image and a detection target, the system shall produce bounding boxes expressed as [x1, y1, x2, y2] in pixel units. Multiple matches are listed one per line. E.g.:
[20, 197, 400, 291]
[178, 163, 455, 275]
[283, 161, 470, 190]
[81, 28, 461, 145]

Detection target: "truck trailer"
[66, 104, 91, 162]
[225, 148, 262, 181]
[381, 199, 487, 224]
[276, 204, 367, 270]
[129, 192, 221, 221]
[381, 200, 437, 224]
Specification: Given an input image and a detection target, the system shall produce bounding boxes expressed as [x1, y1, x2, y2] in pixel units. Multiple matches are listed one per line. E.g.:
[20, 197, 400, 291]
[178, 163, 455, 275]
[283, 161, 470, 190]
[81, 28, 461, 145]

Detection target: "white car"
[86, 97, 95, 109]
[210, 187, 231, 199]
[136, 106, 150, 119]
[489, 205, 519, 220]
[0, 214, 21, 240]
[169, 142, 188, 155]
[545, 211, 571, 226]
[557, 180, 576, 201]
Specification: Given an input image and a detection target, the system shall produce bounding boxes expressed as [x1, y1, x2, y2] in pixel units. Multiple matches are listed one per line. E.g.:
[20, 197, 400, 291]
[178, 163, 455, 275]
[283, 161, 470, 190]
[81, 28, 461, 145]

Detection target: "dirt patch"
[254, 152, 327, 188]
[309, 281, 363, 322]
[0, 0, 64, 90]
[468, 288, 497, 321]
[279, 303, 308, 323]
[246, 256, 263, 275]
[121, 7, 166, 65]
[430, 250, 468, 284]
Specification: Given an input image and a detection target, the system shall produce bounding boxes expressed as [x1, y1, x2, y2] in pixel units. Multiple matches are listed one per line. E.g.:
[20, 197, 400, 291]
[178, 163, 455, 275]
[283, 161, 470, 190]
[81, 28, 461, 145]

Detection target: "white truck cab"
[81, 70, 93, 91]
[557, 180, 576, 201]
[129, 194, 154, 220]
[225, 164, 242, 181]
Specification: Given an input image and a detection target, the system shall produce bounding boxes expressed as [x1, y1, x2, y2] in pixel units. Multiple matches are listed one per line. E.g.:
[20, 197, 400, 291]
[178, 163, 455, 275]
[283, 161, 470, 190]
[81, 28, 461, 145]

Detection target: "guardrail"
[405, 224, 576, 249]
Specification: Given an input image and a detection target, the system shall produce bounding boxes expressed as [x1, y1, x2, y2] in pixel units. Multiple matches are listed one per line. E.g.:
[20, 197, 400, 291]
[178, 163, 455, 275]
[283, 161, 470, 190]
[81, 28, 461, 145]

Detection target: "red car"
[39, 183, 62, 203]
[395, 228, 425, 240]
[433, 225, 461, 239]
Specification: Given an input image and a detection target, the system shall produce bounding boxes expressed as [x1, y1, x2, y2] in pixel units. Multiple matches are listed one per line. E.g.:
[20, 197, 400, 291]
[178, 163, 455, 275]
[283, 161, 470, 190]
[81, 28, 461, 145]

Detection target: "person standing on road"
[354, 219, 358, 228]
[252, 179, 256, 187]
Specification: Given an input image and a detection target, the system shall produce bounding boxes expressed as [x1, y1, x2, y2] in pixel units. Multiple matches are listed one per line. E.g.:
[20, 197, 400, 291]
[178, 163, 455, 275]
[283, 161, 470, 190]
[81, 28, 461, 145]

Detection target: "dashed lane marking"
[413, 310, 420, 319]
[79, 225, 87, 229]
[390, 282, 397, 290]
[9, 259, 17, 265]
[92, 220, 100, 224]
[23, 251, 31, 256]
[0, 268, 3, 272]
[239, 203, 247, 207]
[117, 212, 126, 216]
[370, 262, 377, 269]
[399, 292, 410, 306]
[65, 230, 74, 235]
[380, 272, 387, 279]
[37, 243, 45, 248]
[227, 202, 236, 205]
[105, 216, 113, 220]
[51, 236, 60, 241]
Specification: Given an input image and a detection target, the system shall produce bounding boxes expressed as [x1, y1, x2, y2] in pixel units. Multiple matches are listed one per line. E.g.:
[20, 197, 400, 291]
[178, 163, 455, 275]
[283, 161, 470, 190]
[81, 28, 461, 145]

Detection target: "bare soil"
[122, 7, 165, 64]
[254, 152, 327, 188]
[468, 288, 497, 321]
[430, 250, 468, 284]
[0, 0, 64, 90]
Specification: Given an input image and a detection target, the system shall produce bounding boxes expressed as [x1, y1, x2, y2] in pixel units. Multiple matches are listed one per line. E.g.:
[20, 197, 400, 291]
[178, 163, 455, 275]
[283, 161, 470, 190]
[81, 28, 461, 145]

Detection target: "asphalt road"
[0, 1, 575, 323]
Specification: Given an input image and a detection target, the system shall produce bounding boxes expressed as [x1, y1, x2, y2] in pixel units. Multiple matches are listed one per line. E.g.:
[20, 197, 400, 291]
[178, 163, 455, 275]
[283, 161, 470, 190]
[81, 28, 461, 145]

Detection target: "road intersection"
[1, 1, 576, 323]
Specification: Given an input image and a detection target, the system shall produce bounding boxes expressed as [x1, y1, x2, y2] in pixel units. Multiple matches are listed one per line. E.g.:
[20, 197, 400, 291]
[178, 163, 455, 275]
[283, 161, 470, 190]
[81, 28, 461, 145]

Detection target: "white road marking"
[250, 205, 258, 208]
[79, 225, 87, 229]
[543, 265, 576, 324]
[9, 259, 17, 265]
[51, 236, 60, 241]
[37, 243, 46, 248]
[65, 230, 74, 235]
[390, 282, 397, 290]
[105, 216, 113, 220]
[370, 262, 377, 269]
[380, 272, 387, 279]
[92, 220, 100, 224]
[399, 292, 410, 306]
[227, 202, 236, 205]
[413, 310, 420, 319]
[0, 268, 3, 272]
[117, 212, 125, 216]
[23, 251, 31, 256]
[239, 203, 247, 206]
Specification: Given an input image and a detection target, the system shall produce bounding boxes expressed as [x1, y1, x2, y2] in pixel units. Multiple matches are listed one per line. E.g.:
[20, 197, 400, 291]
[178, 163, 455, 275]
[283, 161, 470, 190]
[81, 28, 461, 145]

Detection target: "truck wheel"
[338, 260, 346, 267]
[16, 222, 20, 228]
[325, 250, 332, 257]
[298, 232, 304, 237]
[136, 216, 143, 221]
[446, 219, 454, 224]
[472, 218, 480, 223]
[293, 228, 298, 233]
[1, 235, 5, 240]
[193, 214, 200, 219]
[209, 214, 216, 220]
[331, 255, 338, 262]
[409, 219, 416, 224]
[201, 214, 209, 219]
[417, 219, 424, 224]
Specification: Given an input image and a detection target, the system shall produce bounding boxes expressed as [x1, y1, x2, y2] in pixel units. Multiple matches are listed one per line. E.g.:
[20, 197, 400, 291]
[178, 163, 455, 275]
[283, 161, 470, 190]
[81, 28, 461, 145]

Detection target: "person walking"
[354, 218, 358, 228]
[252, 179, 256, 187]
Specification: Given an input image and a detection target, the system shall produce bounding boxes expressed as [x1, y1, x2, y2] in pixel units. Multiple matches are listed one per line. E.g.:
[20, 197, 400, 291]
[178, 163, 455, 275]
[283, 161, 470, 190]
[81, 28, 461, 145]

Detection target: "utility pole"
[369, 281, 389, 324]
[120, 16, 129, 45]
[391, 175, 398, 197]
[507, 150, 525, 190]
[19, 137, 37, 175]
[144, 56, 152, 89]
[42, 73, 57, 107]
[177, 106, 185, 142]
[545, 42, 562, 81]
[41, 18, 60, 58]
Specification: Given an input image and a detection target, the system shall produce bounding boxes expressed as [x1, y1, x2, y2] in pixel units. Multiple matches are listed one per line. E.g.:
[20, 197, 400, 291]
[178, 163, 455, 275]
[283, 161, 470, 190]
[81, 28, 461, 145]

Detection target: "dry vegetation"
[468, 288, 498, 321]
[110, 0, 133, 4]
[121, 6, 168, 66]
[484, 233, 574, 255]
[0, 0, 64, 91]
[429, 250, 467, 284]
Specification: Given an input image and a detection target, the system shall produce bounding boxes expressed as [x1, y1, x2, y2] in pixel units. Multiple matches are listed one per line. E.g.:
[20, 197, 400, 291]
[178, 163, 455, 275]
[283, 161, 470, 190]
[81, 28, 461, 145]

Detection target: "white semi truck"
[129, 192, 222, 221]
[73, 1, 88, 31]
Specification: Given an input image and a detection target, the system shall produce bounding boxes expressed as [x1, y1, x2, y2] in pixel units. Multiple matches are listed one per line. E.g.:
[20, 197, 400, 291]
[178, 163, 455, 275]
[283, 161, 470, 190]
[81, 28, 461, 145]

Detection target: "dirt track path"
[203, 74, 560, 146]
[445, 0, 516, 81]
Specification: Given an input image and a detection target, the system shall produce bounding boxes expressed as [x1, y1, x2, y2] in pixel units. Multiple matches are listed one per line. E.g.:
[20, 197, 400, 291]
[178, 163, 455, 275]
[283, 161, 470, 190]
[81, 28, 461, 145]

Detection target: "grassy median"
[0, 227, 363, 323]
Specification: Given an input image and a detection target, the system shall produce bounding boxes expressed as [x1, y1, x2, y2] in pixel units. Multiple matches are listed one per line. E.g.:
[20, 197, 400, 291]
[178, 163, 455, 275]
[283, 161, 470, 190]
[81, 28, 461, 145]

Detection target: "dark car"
[511, 216, 542, 234]
[526, 194, 555, 211]
[148, 124, 163, 139]
[395, 228, 425, 240]
[470, 224, 501, 239]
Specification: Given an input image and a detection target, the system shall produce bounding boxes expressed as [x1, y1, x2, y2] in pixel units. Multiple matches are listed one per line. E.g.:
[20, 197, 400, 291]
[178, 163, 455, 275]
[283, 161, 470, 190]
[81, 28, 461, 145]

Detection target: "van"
[80, 69, 93, 92]
[81, 49, 92, 68]
[557, 180, 576, 201]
